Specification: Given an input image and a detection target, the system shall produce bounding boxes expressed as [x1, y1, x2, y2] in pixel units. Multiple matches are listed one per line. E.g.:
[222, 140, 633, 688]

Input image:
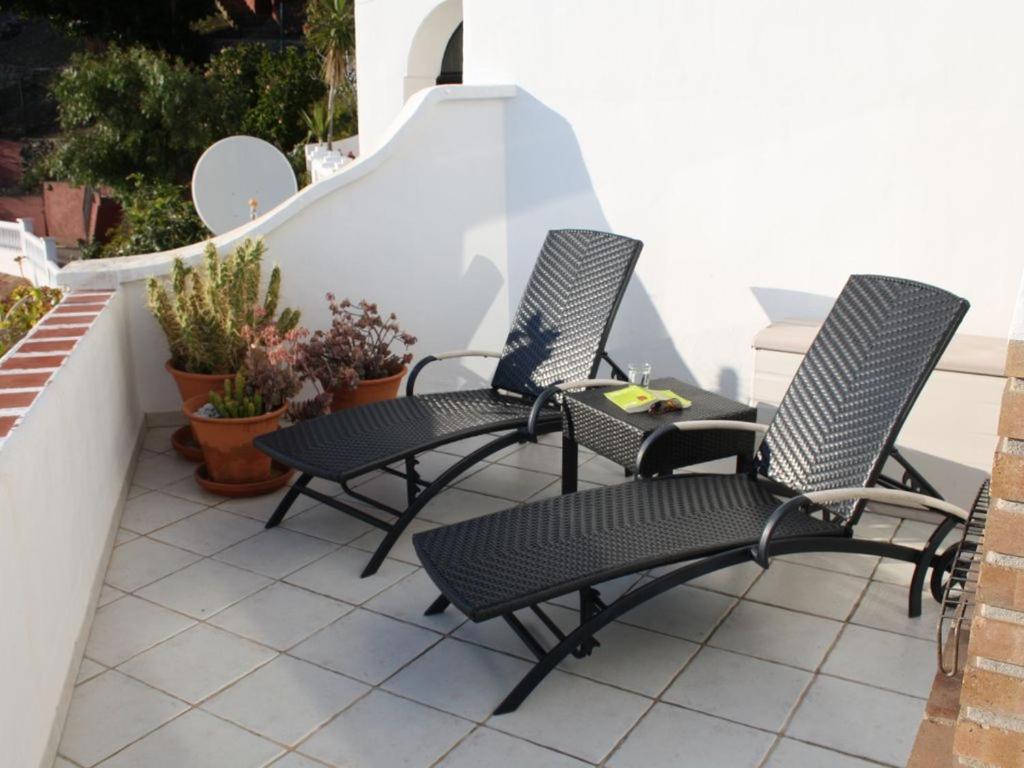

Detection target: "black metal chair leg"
[425, 594, 450, 615]
[908, 516, 961, 617]
[361, 510, 419, 578]
[405, 457, 419, 506]
[494, 547, 753, 714]
[360, 431, 527, 577]
[265, 473, 312, 528]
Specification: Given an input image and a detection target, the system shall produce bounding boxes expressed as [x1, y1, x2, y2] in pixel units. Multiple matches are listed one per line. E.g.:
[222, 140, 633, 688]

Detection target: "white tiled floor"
[56, 433, 942, 767]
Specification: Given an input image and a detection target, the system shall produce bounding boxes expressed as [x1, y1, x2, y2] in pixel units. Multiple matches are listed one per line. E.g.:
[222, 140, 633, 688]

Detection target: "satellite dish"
[192, 136, 297, 235]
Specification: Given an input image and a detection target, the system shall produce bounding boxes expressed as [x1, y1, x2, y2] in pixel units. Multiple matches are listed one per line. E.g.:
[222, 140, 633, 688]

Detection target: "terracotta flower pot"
[330, 366, 407, 411]
[165, 360, 230, 401]
[184, 394, 287, 484]
[166, 361, 232, 462]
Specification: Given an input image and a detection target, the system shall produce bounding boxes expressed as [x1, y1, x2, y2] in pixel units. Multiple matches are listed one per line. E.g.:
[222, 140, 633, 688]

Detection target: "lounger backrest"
[491, 229, 643, 397]
[757, 274, 968, 521]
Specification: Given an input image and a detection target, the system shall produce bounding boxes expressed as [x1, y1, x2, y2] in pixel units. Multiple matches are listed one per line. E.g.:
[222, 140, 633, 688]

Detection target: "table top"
[564, 376, 756, 433]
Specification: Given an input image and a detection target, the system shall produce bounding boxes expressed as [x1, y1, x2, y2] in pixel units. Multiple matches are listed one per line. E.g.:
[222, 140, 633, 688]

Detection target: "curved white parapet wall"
[59, 85, 518, 414]
[59, 85, 516, 288]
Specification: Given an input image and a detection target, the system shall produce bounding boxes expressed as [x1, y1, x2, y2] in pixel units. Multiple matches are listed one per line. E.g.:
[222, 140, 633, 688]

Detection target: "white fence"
[0, 218, 60, 288]
[305, 135, 360, 184]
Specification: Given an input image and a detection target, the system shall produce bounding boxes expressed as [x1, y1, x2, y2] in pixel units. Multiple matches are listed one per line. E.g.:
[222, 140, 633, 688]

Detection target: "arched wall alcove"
[404, 0, 463, 101]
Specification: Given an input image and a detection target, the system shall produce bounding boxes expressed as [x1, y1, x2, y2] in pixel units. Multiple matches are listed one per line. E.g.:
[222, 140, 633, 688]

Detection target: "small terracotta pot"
[330, 366, 407, 411]
[184, 394, 287, 484]
[165, 360, 230, 401]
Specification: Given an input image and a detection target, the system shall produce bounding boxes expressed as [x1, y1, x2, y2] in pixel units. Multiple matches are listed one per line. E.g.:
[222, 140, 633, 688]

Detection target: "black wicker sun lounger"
[255, 229, 642, 576]
[414, 274, 972, 714]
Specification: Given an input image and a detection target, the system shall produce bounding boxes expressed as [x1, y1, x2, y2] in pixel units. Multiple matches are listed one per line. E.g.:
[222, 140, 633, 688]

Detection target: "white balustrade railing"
[0, 218, 60, 287]
[305, 136, 360, 184]
[0, 220, 22, 250]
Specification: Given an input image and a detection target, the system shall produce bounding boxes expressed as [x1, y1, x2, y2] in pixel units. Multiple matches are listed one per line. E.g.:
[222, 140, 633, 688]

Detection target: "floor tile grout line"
[765, 565, 905, 767]
[110, 553, 933, 733]
[85, 431, 934, 767]
[118, 488, 935, 680]
[595, 561, 765, 765]
[62, 705, 195, 767]
[766, 734, 902, 767]
[602, 532, 927, 764]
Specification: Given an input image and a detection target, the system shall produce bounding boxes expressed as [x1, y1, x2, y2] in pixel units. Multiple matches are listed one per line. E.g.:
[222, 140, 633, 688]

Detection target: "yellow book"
[604, 385, 692, 414]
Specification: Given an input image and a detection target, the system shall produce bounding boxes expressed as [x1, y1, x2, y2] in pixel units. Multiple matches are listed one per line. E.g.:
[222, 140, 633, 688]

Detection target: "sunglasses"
[648, 399, 684, 415]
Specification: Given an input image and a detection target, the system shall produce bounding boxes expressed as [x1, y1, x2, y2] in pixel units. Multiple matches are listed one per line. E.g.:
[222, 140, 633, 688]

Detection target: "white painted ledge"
[57, 84, 518, 290]
[753, 319, 1006, 378]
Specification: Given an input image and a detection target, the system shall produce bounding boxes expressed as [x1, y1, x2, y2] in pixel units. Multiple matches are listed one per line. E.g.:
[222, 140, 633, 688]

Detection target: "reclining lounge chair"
[256, 229, 642, 576]
[413, 274, 970, 714]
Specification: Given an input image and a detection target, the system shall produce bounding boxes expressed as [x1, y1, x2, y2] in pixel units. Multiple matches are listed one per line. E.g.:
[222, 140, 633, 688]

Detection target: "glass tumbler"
[628, 362, 652, 388]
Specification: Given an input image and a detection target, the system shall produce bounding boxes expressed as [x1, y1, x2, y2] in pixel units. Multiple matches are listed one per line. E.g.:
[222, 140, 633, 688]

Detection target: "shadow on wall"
[501, 90, 696, 386]
[270, 110, 516, 398]
[411, 252, 506, 390]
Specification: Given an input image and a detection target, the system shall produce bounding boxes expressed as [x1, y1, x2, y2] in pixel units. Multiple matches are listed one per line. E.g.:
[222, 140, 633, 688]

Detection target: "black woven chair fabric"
[255, 389, 558, 481]
[491, 230, 642, 397]
[414, 473, 842, 620]
[757, 275, 968, 521]
[564, 378, 756, 473]
[416, 275, 969, 621]
[258, 229, 641, 484]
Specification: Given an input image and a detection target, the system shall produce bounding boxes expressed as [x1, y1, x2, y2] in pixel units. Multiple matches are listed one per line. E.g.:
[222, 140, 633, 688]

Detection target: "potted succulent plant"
[147, 238, 300, 459]
[289, 296, 416, 420]
[184, 323, 304, 495]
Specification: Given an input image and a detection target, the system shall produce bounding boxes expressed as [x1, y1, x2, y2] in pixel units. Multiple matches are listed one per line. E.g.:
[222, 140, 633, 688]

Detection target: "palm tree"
[304, 0, 355, 150]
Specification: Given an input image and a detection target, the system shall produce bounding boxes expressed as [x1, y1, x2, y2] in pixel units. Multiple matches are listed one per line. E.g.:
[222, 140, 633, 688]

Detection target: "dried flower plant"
[204, 321, 305, 417]
[289, 296, 416, 420]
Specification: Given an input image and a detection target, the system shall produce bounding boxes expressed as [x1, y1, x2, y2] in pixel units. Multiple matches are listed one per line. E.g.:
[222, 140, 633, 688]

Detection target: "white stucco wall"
[60, 86, 514, 415]
[0, 292, 142, 768]
[54, 1, 1024, 465]
[463, 0, 1024, 401]
[355, 0, 462, 153]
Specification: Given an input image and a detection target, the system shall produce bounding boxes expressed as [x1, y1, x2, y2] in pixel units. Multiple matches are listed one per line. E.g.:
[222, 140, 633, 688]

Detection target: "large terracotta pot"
[165, 360, 230, 401]
[184, 394, 287, 484]
[167, 361, 232, 461]
[330, 366, 407, 411]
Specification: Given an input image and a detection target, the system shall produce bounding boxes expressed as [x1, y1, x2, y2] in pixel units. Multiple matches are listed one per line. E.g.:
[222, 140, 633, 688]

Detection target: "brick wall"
[0, 291, 114, 444]
[952, 347, 1024, 767]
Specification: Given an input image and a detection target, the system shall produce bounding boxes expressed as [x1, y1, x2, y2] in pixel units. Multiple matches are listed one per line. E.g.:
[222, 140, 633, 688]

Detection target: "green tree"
[101, 174, 209, 257]
[39, 42, 327, 256]
[204, 43, 266, 138]
[239, 45, 325, 151]
[1, 0, 217, 57]
[45, 46, 216, 191]
[206, 43, 326, 152]
[304, 0, 356, 148]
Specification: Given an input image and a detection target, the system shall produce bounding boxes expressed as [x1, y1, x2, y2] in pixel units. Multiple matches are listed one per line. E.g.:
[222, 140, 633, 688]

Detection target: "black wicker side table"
[561, 377, 758, 493]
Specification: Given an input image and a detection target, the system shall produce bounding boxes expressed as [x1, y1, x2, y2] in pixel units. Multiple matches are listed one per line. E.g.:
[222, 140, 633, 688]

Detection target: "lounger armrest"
[527, 379, 625, 438]
[636, 420, 768, 477]
[754, 487, 969, 568]
[406, 350, 503, 396]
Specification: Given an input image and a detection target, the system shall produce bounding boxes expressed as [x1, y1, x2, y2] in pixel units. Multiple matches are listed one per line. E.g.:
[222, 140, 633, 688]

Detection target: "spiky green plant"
[146, 238, 300, 374]
[208, 372, 265, 418]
